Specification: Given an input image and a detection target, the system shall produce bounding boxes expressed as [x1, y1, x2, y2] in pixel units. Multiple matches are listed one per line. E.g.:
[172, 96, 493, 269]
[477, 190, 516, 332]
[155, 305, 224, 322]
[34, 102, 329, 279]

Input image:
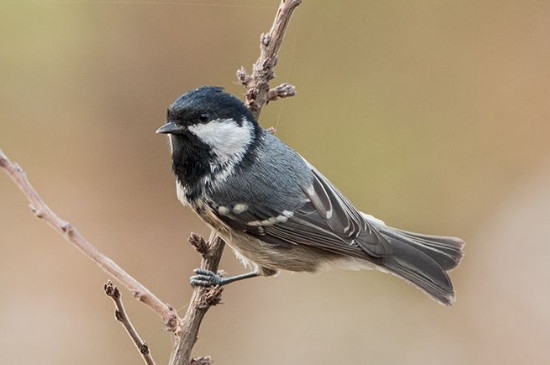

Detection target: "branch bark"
[0, 0, 303, 363]
[105, 281, 157, 365]
[169, 232, 225, 365]
[237, 0, 302, 120]
[171, 1, 303, 363]
[0, 147, 178, 332]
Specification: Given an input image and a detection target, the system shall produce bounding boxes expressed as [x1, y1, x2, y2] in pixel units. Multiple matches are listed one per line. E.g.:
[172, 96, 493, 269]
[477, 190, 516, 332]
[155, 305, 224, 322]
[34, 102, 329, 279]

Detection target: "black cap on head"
[169, 86, 256, 125]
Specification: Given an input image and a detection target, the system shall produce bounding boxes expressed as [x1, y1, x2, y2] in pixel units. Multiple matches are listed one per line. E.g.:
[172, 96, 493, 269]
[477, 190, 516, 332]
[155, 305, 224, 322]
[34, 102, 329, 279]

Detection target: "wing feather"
[302, 165, 392, 257]
[209, 164, 393, 258]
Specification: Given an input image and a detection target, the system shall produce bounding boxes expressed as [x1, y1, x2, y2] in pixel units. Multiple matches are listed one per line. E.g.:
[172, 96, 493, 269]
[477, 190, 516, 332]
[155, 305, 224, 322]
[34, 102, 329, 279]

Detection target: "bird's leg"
[190, 268, 260, 287]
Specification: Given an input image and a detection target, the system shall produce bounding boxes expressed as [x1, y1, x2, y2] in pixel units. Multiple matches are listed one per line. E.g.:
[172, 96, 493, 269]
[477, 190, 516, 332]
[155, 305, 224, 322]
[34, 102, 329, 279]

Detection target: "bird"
[156, 86, 464, 306]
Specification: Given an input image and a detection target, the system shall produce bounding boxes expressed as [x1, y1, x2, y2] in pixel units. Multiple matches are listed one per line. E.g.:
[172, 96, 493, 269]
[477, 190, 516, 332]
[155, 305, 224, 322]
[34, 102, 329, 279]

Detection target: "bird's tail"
[375, 225, 465, 306]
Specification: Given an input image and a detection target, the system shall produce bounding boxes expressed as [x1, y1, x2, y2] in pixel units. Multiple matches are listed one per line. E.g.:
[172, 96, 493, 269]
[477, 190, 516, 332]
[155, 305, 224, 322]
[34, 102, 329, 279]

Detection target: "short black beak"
[156, 122, 186, 134]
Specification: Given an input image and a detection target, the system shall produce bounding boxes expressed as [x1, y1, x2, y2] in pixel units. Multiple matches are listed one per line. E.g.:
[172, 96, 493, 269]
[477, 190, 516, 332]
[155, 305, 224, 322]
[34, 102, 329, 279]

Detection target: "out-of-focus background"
[1, 1, 549, 364]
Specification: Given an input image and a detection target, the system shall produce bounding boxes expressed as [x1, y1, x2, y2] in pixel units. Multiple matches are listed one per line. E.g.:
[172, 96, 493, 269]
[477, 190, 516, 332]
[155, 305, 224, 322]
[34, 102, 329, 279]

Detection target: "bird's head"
[157, 86, 261, 161]
[157, 86, 263, 196]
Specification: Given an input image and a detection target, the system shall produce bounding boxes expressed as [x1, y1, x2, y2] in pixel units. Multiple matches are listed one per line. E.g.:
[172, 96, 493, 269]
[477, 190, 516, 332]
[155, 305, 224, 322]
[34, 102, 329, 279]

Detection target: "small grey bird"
[157, 86, 464, 305]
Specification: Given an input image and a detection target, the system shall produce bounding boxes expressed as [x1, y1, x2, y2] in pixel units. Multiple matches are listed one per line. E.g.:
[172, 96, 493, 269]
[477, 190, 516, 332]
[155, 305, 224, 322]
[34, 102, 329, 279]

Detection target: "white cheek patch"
[188, 118, 253, 163]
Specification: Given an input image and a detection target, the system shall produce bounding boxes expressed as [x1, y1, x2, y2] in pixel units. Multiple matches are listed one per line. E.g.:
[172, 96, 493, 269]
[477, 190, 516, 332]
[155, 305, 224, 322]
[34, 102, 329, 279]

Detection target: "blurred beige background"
[1, 1, 550, 364]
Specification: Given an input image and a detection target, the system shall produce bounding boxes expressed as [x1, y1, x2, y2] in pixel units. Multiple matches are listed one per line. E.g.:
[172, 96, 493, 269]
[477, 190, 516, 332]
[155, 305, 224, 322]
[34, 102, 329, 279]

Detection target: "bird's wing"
[300, 165, 393, 257]
[209, 164, 392, 258]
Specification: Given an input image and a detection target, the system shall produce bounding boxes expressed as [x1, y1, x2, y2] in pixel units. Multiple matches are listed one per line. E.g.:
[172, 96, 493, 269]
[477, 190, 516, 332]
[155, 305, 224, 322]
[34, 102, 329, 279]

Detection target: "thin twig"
[104, 281, 157, 365]
[169, 232, 225, 365]
[189, 357, 212, 365]
[237, 0, 302, 120]
[169, 1, 303, 363]
[0, 147, 179, 332]
[0, 0, 303, 363]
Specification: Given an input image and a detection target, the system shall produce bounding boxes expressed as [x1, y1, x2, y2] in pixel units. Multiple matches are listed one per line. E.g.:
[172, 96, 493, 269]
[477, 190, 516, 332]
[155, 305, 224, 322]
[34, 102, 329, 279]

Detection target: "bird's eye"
[198, 113, 210, 123]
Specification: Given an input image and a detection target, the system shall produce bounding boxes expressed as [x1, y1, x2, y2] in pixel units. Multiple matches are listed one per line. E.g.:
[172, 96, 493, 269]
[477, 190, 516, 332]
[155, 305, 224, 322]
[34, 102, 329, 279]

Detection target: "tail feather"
[383, 228, 464, 270]
[376, 225, 465, 306]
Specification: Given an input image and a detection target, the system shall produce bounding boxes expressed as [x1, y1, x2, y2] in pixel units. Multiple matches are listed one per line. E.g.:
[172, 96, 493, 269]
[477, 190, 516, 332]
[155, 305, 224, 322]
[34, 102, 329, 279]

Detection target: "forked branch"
[172, 0, 303, 363]
[237, 0, 301, 119]
[0, 0, 303, 364]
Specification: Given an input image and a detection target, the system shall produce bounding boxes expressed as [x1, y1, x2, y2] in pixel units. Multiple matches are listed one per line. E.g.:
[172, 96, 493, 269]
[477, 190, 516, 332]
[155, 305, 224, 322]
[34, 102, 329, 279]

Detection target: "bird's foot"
[190, 268, 261, 287]
[190, 269, 226, 287]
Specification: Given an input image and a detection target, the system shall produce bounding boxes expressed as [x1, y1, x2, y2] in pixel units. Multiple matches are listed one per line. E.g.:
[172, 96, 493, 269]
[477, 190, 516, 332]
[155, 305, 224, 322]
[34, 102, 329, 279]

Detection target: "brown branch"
[1, 1, 303, 364]
[168, 1, 303, 364]
[189, 357, 212, 365]
[169, 232, 225, 365]
[0, 147, 179, 332]
[104, 281, 157, 365]
[237, 0, 302, 119]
